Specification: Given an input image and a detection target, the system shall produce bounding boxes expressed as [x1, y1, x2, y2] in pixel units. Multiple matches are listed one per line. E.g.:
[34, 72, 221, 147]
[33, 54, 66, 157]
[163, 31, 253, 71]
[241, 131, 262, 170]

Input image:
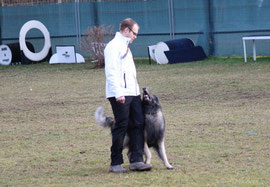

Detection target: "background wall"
[1, 0, 270, 57]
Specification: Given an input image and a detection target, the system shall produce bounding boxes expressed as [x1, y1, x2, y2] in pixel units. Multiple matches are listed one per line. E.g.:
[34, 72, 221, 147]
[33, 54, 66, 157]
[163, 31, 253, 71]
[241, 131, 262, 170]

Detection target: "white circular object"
[154, 41, 169, 64]
[0, 44, 12, 65]
[19, 20, 51, 61]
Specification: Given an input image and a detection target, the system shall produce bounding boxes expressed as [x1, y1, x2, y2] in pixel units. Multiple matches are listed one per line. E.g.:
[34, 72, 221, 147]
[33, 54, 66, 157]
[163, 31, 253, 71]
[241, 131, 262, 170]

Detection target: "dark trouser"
[108, 95, 144, 166]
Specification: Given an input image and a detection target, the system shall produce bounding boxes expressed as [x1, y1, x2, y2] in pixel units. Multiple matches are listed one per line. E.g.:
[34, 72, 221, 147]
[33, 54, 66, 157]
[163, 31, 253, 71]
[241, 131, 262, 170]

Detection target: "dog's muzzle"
[143, 88, 150, 100]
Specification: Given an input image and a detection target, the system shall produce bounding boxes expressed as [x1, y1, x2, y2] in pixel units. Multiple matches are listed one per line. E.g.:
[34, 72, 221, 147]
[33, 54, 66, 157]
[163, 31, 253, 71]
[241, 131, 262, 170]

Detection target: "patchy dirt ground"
[0, 59, 270, 186]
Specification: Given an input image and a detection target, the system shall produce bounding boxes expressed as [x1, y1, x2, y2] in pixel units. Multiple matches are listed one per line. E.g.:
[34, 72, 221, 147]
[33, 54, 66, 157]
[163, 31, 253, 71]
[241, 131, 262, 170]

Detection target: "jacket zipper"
[134, 74, 138, 95]
[124, 73, 127, 88]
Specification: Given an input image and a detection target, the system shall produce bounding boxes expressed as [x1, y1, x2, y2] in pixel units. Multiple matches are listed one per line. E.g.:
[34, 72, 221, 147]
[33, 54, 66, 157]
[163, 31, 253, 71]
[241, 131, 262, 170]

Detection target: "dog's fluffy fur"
[94, 88, 173, 169]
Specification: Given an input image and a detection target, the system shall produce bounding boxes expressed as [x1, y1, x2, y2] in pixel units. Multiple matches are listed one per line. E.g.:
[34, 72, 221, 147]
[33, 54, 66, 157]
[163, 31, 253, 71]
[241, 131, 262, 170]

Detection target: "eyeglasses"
[128, 27, 138, 36]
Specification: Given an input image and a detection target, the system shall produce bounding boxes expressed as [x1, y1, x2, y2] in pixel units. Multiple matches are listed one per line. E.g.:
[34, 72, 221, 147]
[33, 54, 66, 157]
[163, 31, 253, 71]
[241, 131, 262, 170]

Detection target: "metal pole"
[75, 0, 81, 51]
[0, 5, 2, 44]
[75, 0, 78, 47]
[170, 0, 175, 39]
[77, 0, 81, 51]
[168, 0, 174, 40]
[207, 0, 214, 55]
[168, 0, 172, 39]
[93, 1, 99, 26]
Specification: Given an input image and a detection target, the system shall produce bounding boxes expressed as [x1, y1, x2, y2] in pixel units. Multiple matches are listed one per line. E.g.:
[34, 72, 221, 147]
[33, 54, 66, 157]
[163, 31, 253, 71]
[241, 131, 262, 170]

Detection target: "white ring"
[19, 20, 51, 61]
[154, 42, 169, 64]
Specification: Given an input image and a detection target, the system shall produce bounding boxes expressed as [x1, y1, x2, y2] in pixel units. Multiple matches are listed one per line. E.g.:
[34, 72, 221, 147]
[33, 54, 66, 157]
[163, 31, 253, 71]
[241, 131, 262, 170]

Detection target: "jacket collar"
[115, 32, 131, 46]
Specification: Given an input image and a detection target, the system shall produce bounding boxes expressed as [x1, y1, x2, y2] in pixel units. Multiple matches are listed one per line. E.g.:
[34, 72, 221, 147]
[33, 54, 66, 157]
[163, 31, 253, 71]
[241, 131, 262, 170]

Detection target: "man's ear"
[123, 27, 129, 34]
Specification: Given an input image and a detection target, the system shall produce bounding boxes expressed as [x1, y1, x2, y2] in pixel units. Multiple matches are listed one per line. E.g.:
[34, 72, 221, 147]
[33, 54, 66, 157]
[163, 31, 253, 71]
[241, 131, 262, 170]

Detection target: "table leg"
[252, 39, 256, 61]
[243, 39, 247, 62]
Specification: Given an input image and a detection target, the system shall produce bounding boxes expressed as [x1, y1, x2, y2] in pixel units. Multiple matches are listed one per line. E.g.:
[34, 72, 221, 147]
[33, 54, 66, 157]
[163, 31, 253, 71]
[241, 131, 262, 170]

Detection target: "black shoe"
[129, 162, 152, 171]
[109, 165, 127, 173]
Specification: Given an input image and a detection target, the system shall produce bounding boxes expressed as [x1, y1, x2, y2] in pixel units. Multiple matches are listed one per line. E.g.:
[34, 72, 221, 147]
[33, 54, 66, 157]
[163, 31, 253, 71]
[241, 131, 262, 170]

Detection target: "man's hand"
[116, 96, 125, 104]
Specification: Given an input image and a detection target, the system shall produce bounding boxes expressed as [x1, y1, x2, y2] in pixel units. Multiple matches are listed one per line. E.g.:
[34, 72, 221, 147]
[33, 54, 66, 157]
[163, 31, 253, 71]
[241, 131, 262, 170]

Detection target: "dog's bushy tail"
[94, 106, 114, 128]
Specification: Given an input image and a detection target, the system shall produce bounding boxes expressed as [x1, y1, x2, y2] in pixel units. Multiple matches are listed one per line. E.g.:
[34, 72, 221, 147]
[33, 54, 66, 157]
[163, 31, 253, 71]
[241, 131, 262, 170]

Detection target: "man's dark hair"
[120, 18, 138, 31]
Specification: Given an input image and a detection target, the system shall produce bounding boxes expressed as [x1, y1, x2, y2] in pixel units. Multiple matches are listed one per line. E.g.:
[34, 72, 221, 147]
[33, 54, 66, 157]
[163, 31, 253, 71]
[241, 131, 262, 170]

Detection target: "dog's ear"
[153, 95, 159, 103]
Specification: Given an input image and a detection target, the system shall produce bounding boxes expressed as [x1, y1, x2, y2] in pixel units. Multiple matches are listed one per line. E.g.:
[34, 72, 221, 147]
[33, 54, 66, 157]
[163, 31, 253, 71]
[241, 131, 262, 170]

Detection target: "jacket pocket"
[123, 73, 127, 88]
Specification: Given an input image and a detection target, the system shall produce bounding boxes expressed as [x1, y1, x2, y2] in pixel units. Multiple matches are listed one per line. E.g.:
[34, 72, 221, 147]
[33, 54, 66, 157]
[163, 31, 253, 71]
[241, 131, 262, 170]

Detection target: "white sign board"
[0, 45, 12, 65]
[55, 45, 76, 63]
[49, 45, 85, 64]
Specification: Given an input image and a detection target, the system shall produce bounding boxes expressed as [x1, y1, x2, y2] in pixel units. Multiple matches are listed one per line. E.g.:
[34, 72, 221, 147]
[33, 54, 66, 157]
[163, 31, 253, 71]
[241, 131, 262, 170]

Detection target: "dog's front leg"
[144, 142, 151, 164]
[157, 140, 174, 169]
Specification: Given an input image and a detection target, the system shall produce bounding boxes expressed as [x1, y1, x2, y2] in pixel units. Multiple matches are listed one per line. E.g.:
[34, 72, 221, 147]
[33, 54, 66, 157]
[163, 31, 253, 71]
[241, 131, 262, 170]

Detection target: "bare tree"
[81, 25, 114, 68]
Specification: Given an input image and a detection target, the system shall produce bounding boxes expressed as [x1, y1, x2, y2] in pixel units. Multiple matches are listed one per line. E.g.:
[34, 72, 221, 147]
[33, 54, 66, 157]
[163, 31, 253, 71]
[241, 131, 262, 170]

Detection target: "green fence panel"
[1, 0, 270, 58]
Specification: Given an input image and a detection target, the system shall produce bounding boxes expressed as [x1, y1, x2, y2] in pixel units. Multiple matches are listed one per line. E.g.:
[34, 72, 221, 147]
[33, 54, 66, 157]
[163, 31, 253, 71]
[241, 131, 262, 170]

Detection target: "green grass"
[0, 56, 270, 186]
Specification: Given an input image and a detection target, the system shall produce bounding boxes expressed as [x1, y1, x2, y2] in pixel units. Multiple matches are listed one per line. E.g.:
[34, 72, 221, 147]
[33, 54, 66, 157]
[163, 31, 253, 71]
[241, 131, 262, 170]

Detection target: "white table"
[242, 35, 270, 62]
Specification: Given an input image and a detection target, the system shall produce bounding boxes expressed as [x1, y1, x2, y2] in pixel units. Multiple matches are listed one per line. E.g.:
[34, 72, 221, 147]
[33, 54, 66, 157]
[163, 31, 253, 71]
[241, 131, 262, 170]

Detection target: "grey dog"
[94, 88, 174, 169]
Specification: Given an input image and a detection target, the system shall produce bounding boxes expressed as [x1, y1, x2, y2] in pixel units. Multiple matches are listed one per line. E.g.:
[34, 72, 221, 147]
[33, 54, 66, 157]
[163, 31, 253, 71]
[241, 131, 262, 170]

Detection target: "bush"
[81, 25, 114, 68]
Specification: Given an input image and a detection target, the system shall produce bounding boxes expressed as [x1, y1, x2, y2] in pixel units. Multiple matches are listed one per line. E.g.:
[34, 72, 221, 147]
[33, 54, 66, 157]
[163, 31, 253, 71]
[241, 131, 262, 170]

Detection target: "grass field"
[0, 57, 270, 186]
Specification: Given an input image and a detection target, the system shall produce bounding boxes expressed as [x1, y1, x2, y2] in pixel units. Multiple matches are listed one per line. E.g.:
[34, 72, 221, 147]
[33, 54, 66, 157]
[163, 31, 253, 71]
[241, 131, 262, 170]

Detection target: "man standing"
[104, 18, 152, 173]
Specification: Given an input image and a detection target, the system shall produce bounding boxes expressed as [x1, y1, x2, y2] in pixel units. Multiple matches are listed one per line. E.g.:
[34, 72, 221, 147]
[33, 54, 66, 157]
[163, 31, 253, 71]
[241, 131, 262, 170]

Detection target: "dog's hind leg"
[156, 140, 174, 169]
[144, 142, 152, 164]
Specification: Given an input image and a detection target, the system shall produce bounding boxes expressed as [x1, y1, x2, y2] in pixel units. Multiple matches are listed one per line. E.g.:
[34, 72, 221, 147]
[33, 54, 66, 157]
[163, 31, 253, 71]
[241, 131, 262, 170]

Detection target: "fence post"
[206, 0, 214, 55]
[168, 0, 174, 40]
[0, 6, 2, 44]
[75, 0, 81, 52]
[93, 1, 99, 26]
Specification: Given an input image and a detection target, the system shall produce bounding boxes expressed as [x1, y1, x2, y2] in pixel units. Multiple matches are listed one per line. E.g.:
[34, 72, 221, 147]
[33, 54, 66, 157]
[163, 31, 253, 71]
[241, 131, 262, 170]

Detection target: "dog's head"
[142, 88, 161, 108]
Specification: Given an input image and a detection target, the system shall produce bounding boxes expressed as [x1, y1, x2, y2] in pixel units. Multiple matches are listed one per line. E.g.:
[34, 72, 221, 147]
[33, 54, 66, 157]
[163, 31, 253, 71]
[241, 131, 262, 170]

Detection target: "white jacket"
[104, 32, 140, 99]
